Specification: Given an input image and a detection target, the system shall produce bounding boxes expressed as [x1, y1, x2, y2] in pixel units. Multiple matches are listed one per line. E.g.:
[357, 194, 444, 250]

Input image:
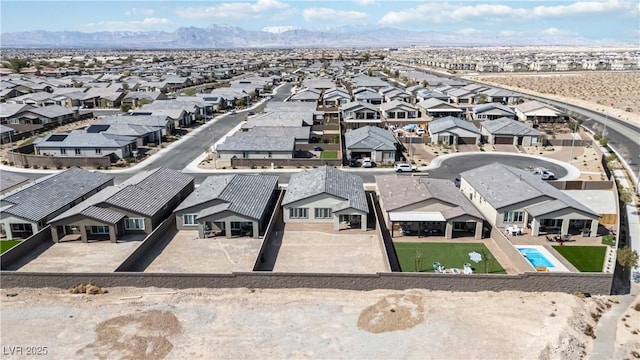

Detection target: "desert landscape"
[470, 72, 640, 126]
[1, 287, 639, 359]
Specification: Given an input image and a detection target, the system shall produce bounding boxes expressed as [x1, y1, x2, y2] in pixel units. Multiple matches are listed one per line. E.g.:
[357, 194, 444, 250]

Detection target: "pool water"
[517, 247, 554, 268]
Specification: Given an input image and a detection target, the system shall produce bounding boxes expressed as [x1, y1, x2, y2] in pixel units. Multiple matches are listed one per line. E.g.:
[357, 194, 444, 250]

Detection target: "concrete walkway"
[590, 283, 640, 360]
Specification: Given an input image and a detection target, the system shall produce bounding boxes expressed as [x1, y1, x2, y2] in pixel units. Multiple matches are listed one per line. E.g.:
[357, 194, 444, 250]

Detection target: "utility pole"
[568, 119, 578, 165]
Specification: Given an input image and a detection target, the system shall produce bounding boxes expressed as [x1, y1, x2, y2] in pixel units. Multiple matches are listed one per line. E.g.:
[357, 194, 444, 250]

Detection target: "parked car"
[362, 157, 374, 168]
[454, 177, 461, 188]
[416, 128, 425, 136]
[230, 109, 237, 115]
[313, 145, 323, 151]
[533, 168, 556, 180]
[347, 159, 359, 167]
[395, 163, 418, 172]
[247, 111, 255, 116]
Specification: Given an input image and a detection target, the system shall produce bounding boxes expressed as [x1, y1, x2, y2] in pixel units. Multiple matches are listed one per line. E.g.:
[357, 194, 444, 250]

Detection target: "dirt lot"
[8, 240, 141, 273]
[1, 287, 631, 359]
[469, 71, 640, 126]
[143, 230, 262, 273]
[272, 224, 389, 273]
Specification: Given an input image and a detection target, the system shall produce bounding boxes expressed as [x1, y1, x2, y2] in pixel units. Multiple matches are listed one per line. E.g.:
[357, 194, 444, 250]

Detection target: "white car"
[416, 128, 425, 136]
[533, 168, 555, 180]
[362, 157, 374, 168]
[395, 163, 418, 172]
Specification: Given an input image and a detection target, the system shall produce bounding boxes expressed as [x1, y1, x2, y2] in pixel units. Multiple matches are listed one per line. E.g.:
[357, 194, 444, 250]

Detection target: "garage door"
[457, 137, 476, 144]
[494, 136, 513, 144]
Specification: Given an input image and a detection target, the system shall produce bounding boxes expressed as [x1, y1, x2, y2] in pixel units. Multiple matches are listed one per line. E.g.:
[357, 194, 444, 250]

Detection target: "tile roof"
[344, 126, 398, 151]
[428, 116, 480, 134]
[481, 117, 543, 136]
[283, 166, 368, 213]
[460, 163, 598, 216]
[0, 171, 29, 192]
[2, 168, 114, 222]
[175, 174, 278, 220]
[216, 132, 295, 152]
[375, 174, 483, 220]
[34, 132, 137, 148]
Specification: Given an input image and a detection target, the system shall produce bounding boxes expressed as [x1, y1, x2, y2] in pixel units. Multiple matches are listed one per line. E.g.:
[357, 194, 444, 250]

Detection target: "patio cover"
[389, 212, 446, 222]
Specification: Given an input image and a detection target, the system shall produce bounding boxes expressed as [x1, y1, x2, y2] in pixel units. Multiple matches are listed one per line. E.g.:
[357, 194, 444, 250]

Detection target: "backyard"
[320, 150, 338, 159]
[0, 240, 21, 254]
[394, 242, 506, 274]
[552, 246, 607, 272]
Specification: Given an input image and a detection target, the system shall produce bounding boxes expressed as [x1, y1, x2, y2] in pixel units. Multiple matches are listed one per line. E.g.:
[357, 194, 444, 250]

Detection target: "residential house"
[282, 166, 369, 231]
[380, 100, 420, 127]
[289, 87, 322, 102]
[515, 100, 565, 124]
[0, 168, 113, 239]
[415, 89, 450, 103]
[349, 74, 390, 91]
[1, 105, 75, 134]
[0, 124, 16, 144]
[94, 115, 174, 137]
[85, 123, 162, 146]
[215, 132, 295, 160]
[481, 117, 544, 146]
[428, 116, 480, 145]
[468, 103, 516, 121]
[376, 174, 486, 239]
[340, 101, 381, 129]
[344, 126, 399, 164]
[48, 168, 194, 243]
[416, 98, 464, 119]
[353, 87, 384, 105]
[460, 163, 600, 237]
[34, 132, 137, 160]
[380, 87, 413, 103]
[174, 174, 279, 239]
[121, 91, 168, 109]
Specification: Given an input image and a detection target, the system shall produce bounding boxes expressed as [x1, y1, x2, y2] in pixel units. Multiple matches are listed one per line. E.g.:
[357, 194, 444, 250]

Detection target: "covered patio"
[526, 206, 600, 238]
[388, 212, 484, 239]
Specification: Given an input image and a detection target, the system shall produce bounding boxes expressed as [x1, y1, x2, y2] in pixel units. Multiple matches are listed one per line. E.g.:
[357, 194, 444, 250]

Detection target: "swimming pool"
[518, 247, 553, 267]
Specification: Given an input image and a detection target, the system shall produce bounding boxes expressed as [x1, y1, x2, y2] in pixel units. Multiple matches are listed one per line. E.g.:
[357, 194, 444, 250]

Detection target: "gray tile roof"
[175, 174, 278, 220]
[105, 168, 194, 217]
[80, 205, 126, 224]
[481, 117, 543, 136]
[34, 132, 137, 148]
[344, 126, 398, 151]
[472, 103, 515, 115]
[26, 105, 73, 118]
[428, 116, 480, 134]
[460, 163, 598, 216]
[515, 100, 561, 114]
[375, 174, 483, 220]
[242, 126, 310, 140]
[380, 100, 418, 112]
[2, 168, 114, 222]
[417, 98, 461, 111]
[283, 166, 368, 213]
[87, 123, 158, 137]
[216, 132, 295, 152]
[95, 115, 170, 128]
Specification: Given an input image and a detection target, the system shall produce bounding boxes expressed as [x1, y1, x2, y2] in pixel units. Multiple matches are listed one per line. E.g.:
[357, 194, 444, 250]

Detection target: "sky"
[1, 0, 639, 43]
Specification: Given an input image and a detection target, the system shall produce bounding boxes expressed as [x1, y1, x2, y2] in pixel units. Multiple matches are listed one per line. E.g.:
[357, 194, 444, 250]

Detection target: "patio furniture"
[451, 268, 461, 275]
[506, 226, 522, 236]
[463, 263, 474, 275]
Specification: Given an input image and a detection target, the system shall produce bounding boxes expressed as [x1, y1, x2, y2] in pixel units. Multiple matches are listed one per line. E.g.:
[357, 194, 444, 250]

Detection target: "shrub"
[56, 165, 63, 170]
[8, 161, 14, 166]
[634, 302, 640, 311]
[23, 164, 30, 168]
[583, 324, 595, 338]
[1, 160, 7, 165]
[42, 165, 48, 170]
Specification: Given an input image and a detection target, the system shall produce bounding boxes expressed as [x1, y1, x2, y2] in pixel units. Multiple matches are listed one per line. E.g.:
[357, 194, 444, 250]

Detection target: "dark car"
[454, 177, 461, 188]
[247, 111, 255, 116]
[313, 146, 323, 151]
[348, 159, 359, 167]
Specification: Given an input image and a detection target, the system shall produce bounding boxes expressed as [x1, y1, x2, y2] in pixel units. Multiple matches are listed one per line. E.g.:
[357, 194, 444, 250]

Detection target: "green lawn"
[393, 242, 506, 274]
[320, 151, 338, 159]
[552, 246, 606, 272]
[0, 240, 21, 254]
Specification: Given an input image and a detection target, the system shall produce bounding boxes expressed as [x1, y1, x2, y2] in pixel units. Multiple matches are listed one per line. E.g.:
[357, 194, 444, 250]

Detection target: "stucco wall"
[283, 193, 346, 224]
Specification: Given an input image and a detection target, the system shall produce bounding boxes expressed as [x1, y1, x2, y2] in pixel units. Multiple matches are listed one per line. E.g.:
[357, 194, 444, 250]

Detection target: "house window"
[183, 214, 197, 226]
[125, 218, 145, 230]
[289, 207, 308, 219]
[503, 211, 524, 223]
[10, 223, 32, 232]
[267, 152, 272, 158]
[95, 148, 102, 154]
[60, 149, 67, 155]
[242, 152, 249, 159]
[90, 226, 109, 234]
[314, 208, 332, 219]
[75, 148, 81, 155]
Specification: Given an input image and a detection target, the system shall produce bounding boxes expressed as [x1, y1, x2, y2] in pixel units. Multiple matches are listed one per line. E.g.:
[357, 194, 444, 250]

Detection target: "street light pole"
[568, 119, 578, 165]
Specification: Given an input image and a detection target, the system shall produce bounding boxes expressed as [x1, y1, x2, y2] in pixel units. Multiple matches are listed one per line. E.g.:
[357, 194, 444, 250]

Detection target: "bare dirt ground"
[468, 71, 640, 126]
[615, 299, 640, 359]
[0, 287, 627, 359]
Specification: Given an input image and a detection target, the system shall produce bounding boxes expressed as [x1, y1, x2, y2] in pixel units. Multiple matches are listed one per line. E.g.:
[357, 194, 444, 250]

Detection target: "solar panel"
[87, 125, 110, 133]
[48, 134, 68, 142]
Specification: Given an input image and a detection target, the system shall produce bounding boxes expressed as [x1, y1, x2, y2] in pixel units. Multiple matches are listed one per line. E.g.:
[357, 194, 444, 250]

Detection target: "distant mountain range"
[0, 24, 601, 49]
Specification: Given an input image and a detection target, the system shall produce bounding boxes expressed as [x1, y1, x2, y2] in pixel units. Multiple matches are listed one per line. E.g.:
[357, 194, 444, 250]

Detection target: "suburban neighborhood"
[0, 43, 638, 359]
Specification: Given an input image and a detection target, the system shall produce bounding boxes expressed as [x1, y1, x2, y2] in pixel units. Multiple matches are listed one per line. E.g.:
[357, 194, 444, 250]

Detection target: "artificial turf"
[393, 242, 506, 274]
[552, 245, 606, 272]
[319, 151, 338, 159]
[0, 240, 21, 254]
